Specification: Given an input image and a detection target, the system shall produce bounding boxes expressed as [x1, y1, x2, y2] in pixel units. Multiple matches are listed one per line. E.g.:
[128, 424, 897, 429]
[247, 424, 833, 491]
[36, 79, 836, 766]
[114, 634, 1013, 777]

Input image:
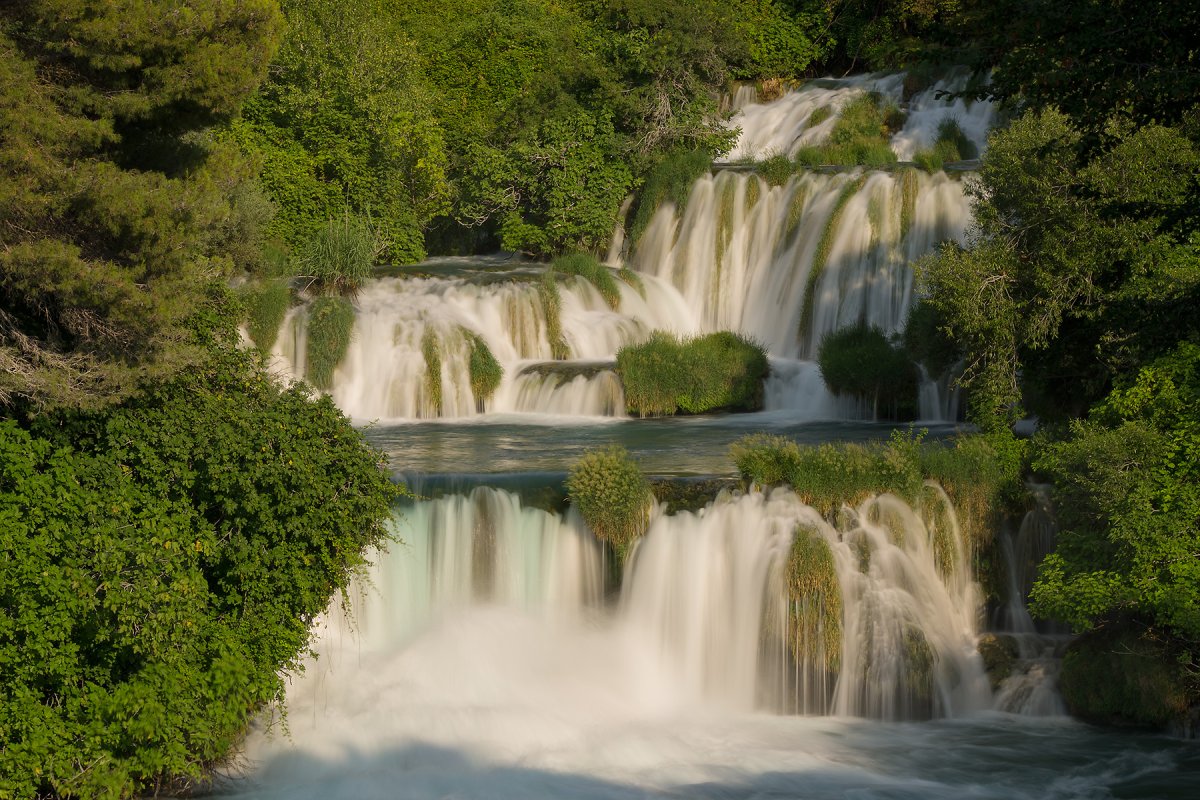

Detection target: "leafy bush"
[617, 331, 769, 416]
[244, 279, 294, 355]
[0, 343, 395, 799]
[817, 324, 919, 419]
[627, 149, 712, 244]
[552, 253, 621, 309]
[902, 298, 960, 377]
[298, 216, 376, 296]
[465, 330, 502, 408]
[305, 295, 356, 390]
[566, 445, 653, 563]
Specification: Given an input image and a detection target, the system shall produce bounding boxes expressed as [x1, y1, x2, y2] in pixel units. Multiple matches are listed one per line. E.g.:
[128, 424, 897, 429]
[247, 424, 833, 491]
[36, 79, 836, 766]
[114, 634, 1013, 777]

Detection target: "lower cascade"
[300, 486, 992, 724]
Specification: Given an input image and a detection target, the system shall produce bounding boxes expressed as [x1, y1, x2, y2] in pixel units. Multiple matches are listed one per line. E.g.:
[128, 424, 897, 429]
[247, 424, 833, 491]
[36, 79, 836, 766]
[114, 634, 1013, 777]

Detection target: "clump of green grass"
[807, 105, 833, 127]
[552, 253, 621, 309]
[464, 330, 502, 409]
[421, 328, 442, 415]
[617, 331, 769, 417]
[628, 149, 712, 245]
[536, 272, 570, 360]
[244, 279, 293, 355]
[912, 118, 979, 171]
[617, 266, 645, 298]
[788, 526, 843, 673]
[817, 324, 919, 420]
[304, 295, 355, 390]
[758, 152, 796, 187]
[798, 174, 868, 345]
[566, 445, 654, 563]
[792, 94, 900, 168]
[298, 215, 376, 295]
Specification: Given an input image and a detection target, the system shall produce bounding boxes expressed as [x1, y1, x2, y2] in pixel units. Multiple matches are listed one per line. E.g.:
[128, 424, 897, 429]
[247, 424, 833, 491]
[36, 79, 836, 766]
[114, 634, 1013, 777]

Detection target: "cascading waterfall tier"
[316, 485, 991, 721]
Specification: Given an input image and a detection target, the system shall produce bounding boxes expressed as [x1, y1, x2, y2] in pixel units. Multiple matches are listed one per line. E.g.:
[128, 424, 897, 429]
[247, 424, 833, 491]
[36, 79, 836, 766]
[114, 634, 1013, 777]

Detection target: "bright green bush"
[298, 216, 376, 296]
[244, 279, 294, 355]
[305, 296, 356, 390]
[465, 330, 502, 408]
[566, 445, 653, 563]
[817, 324, 919, 419]
[552, 253, 621, 309]
[0, 343, 394, 799]
[617, 331, 769, 417]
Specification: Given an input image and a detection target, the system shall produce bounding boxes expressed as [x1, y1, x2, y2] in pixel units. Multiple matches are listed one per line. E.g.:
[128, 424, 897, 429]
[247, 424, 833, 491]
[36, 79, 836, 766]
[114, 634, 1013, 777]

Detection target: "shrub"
[552, 253, 621, 309]
[305, 295, 356, 390]
[244, 279, 293, 355]
[0, 343, 394, 799]
[617, 331, 769, 417]
[817, 324, 919, 419]
[627, 149, 712, 244]
[297, 216, 376, 295]
[566, 445, 653, 563]
[465, 330, 502, 408]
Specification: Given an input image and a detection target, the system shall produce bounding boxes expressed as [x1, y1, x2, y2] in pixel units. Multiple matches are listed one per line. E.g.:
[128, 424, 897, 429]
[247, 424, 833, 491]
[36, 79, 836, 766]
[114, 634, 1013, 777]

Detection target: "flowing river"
[222, 75, 1198, 798]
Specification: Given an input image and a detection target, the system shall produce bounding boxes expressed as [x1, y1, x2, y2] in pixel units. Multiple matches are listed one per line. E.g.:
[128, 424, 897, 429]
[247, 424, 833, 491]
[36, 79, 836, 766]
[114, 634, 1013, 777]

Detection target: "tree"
[0, 1, 281, 412]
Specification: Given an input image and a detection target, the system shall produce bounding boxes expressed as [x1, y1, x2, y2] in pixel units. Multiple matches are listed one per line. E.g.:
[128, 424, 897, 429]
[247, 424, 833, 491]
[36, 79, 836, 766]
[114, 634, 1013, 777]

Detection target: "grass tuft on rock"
[617, 331, 769, 417]
[464, 330, 502, 409]
[567, 445, 653, 563]
[298, 215, 376, 295]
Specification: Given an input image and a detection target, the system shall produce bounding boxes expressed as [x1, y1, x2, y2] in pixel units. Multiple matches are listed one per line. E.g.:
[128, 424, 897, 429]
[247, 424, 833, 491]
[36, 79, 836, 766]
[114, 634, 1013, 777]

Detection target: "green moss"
[421, 328, 442, 415]
[808, 105, 832, 127]
[628, 149, 712, 245]
[552, 252, 621, 309]
[617, 266, 646, 298]
[758, 153, 796, 187]
[244, 279, 293, 355]
[896, 167, 920, 242]
[792, 94, 899, 168]
[976, 633, 1019, 690]
[784, 184, 810, 244]
[617, 331, 769, 417]
[798, 174, 867, 345]
[647, 477, 741, 514]
[912, 118, 979, 172]
[787, 526, 843, 673]
[464, 330, 502, 409]
[566, 445, 653, 563]
[304, 295, 355, 390]
[537, 272, 570, 360]
[745, 176, 762, 210]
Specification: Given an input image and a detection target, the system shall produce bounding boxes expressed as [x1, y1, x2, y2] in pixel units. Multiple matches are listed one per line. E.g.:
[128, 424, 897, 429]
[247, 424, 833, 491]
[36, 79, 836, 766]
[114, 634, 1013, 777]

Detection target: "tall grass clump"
[798, 175, 868, 343]
[793, 94, 900, 168]
[298, 215, 376, 295]
[537, 271, 570, 360]
[758, 152, 796, 187]
[244, 279, 293, 355]
[465, 330, 502, 408]
[627, 149, 712, 244]
[912, 118, 980, 171]
[788, 526, 843, 673]
[304, 295, 355, 390]
[552, 253, 621, 309]
[566, 445, 654, 563]
[617, 331, 769, 417]
[421, 329, 443, 415]
[817, 324, 919, 420]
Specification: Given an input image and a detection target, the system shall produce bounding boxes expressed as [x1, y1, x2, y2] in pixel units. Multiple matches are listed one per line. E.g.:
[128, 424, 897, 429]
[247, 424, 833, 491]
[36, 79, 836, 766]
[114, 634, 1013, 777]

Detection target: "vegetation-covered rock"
[787, 526, 843, 673]
[817, 324, 919, 419]
[304, 296, 356, 391]
[566, 445, 654, 563]
[617, 331, 769, 417]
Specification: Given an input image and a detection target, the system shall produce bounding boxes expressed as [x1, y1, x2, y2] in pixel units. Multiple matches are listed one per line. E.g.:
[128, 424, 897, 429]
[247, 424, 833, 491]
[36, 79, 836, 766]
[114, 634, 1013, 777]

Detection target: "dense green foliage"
[243, 279, 294, 356]
[304, 296, 355, 391]
[0, 336, 395, 798]
[0, 1, 281, 412]
[617, 331, 769, 416]
[566, 445, 654, 563]
[817, 324, 919, 419]
[627, 149, 714, 245]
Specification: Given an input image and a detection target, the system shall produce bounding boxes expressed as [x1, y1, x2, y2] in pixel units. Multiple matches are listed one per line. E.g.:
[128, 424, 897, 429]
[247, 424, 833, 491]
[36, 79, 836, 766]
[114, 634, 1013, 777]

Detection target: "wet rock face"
[977, 632, 1019, 690]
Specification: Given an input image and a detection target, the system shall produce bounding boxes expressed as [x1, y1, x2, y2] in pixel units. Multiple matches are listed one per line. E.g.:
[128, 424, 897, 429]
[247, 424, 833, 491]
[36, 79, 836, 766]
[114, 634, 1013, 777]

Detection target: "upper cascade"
[265, 72, 986, 423]
[722, 72, 997, 164]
